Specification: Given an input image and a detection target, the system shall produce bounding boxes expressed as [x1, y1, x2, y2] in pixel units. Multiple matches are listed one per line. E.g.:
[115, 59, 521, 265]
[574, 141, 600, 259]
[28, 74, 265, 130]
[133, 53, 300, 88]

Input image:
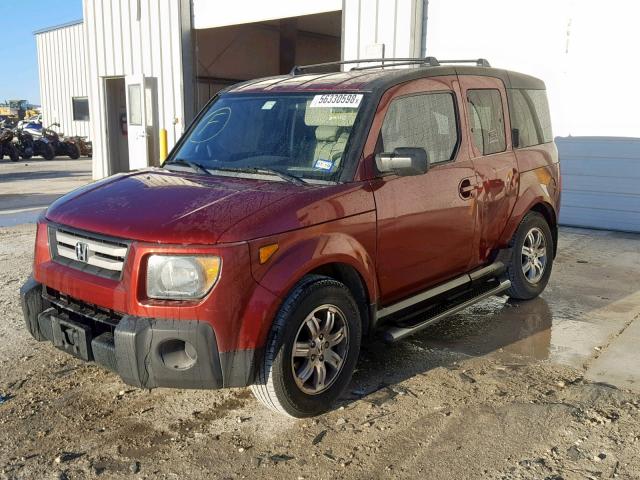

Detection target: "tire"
[8, 145, 19, 162]
[251, 275, 362, 417]
[504, 212, 554, 300]
[41, 144, 55, 160]
[67, 144, 80, 160]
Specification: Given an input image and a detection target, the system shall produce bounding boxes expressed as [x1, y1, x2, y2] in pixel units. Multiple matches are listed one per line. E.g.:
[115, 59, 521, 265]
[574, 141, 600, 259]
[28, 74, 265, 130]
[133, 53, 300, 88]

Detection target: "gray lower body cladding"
[20, 277, 257, 389]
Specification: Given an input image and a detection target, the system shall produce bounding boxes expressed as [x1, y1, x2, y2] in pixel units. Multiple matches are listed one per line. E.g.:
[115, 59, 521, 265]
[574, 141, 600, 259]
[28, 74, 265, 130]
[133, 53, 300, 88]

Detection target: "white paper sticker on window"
[434, 112, 449, 135]
[261, 100, 276, 110]
[310, 94, 363, 108]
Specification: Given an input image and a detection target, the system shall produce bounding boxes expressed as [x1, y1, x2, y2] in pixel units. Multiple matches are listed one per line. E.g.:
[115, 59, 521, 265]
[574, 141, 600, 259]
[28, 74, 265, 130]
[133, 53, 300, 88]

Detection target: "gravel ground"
[1, 223, 639, 480]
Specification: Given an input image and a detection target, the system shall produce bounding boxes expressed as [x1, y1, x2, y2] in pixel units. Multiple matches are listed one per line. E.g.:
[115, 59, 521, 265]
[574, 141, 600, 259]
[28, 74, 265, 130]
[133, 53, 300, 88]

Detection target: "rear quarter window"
[507, 89, 553, 147]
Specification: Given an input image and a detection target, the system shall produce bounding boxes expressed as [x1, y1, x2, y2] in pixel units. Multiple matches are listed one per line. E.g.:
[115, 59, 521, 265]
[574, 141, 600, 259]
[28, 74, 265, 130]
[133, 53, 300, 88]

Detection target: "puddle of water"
[412, 296, 554, 362]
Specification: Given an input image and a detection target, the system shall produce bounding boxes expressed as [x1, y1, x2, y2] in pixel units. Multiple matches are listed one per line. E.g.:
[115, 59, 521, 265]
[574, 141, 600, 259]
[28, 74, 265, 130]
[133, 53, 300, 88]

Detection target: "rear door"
[368, 77, 479, 305]
[459, 76, 519, 262]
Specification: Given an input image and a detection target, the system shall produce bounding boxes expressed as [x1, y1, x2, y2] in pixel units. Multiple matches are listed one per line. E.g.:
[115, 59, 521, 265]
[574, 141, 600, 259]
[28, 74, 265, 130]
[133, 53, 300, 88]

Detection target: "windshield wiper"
[210, 167, 307, 185]
[165, 158, 212, 176]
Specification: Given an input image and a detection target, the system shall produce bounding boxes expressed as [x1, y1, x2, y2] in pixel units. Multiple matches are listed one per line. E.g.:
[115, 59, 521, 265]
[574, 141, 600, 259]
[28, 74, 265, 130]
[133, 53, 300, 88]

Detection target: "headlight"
[146, 255, 221, 300]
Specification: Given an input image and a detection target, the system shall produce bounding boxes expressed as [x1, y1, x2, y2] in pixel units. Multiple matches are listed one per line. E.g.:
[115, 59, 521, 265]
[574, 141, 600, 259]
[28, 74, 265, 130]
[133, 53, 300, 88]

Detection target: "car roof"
[228, 65, 546, 95]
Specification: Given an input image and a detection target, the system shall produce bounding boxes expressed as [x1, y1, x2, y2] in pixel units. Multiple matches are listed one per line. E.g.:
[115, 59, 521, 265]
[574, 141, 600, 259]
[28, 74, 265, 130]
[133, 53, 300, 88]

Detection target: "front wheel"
[251, 275, 362, 417]
[504, 212, 554, 300]
[8, 145, 19, 162]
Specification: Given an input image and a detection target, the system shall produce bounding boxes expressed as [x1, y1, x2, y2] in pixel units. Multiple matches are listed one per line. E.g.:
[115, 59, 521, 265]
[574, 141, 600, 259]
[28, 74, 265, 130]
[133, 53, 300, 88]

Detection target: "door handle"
[459, 178, 476, 199]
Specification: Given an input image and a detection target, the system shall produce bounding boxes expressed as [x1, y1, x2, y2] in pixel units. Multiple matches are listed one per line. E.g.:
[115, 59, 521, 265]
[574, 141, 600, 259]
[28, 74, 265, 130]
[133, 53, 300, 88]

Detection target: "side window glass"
[467, 89, 506, 155]
[526, 90, 553, 143]
[380, 92, 459, 164]
[508, 89, 538, 147]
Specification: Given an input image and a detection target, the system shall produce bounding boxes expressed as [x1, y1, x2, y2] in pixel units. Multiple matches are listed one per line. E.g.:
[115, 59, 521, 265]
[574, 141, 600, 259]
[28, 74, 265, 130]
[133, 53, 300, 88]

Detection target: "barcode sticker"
[310, 94, 363, 108]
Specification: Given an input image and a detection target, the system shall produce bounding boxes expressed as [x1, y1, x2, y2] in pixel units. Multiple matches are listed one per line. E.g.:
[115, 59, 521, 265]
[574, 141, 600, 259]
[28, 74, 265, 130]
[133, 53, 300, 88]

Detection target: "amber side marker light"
[259, 243, 279, 264]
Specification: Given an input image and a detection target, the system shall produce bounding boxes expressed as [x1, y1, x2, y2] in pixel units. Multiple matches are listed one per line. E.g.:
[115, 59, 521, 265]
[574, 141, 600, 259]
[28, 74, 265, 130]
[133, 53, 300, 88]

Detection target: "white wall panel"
[35, 22, 90, 139]
[343, 0, 425, 62]
[83, 0, 190, 179]
[192, 0, 341, 29]
[425, 0, 640, 139]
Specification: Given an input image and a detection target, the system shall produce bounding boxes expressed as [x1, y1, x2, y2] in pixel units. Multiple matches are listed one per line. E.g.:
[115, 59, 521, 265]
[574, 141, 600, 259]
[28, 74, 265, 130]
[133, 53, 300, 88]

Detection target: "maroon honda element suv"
[21, 57, 560, 417]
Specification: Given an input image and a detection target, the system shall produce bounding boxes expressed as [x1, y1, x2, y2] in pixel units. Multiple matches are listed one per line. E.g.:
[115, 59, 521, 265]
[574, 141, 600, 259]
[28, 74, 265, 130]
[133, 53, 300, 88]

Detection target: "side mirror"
[375, 147, 429, 177]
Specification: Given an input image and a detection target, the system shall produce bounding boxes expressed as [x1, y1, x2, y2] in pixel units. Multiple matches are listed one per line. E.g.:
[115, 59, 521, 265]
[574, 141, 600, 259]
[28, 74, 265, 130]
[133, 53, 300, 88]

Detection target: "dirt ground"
[1, 223, 639, 480]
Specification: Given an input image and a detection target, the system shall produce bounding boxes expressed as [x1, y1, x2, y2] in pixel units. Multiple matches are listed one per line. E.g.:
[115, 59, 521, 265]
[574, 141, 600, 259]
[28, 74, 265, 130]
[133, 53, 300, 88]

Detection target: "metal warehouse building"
[35, 0, 640, 232]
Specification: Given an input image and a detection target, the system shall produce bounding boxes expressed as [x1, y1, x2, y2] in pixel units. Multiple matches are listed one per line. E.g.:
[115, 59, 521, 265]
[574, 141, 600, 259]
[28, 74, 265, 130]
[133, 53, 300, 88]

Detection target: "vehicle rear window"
[467, 89, 506, 155]
[507, 89, 553, 147]
[380, 93, 459, 164]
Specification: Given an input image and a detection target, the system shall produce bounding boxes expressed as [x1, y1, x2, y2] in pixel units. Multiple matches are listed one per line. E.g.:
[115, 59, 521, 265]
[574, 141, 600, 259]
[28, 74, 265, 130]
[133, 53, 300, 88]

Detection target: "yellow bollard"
[159, 128, 168, 165]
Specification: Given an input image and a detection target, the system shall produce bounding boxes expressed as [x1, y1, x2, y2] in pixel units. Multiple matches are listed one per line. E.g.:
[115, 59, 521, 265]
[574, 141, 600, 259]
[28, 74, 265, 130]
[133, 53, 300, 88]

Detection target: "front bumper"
[20, 278, 257, 389]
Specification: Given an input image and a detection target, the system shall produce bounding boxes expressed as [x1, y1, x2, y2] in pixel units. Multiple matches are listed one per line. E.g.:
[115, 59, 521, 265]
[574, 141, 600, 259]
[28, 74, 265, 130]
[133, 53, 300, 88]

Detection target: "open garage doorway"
[193, 10, 342, 111]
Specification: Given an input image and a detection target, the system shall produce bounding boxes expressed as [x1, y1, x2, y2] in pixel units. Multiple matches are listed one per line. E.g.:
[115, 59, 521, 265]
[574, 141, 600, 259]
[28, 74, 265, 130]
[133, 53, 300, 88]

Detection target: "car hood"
[45, 169, 307, 244]
[46, 169, 375, 245]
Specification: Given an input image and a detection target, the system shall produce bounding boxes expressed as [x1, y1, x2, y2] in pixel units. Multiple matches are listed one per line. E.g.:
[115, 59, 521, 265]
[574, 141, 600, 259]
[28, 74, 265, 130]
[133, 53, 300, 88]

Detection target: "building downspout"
[179, 0, 195, 128]
[420, 0, 429, 56]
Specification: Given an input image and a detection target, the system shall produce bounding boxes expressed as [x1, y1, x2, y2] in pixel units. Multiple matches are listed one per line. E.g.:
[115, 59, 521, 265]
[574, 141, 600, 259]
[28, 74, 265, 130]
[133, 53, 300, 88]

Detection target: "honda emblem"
[75, 242, 89, 263]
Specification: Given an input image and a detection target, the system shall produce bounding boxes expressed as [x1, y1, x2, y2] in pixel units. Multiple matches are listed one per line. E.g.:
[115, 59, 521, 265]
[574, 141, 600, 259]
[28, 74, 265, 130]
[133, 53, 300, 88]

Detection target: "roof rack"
[289, 56, 490, 75]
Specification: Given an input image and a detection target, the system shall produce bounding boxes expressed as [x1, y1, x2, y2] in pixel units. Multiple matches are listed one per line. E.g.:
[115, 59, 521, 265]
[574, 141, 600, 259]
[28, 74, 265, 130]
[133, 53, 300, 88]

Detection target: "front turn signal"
[259, 243, 279, 264]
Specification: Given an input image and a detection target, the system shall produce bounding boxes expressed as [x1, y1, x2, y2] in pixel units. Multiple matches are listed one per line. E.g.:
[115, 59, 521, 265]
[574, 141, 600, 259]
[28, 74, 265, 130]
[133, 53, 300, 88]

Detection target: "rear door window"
[467, 89, 506, 155]
[380, 92, 459, 165]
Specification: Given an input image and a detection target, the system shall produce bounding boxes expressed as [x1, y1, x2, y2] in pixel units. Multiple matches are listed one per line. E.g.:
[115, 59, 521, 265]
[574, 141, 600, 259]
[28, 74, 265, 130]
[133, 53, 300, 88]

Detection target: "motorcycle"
[45, 123, 81, 159]
[21, 122, 56, 160]
[13, 127, 36, 159]
[0, 128, 19, 162]
[65, 136, 92, 157]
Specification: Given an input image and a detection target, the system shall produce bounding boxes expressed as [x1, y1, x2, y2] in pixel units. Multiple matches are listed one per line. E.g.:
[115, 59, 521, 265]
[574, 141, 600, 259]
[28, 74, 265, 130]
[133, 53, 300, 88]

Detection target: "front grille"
[48, 225, 130, 280]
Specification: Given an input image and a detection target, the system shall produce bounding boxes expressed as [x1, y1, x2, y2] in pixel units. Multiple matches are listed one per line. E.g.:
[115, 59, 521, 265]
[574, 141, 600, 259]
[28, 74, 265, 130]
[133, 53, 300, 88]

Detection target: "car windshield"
[169, 92, 365, 183]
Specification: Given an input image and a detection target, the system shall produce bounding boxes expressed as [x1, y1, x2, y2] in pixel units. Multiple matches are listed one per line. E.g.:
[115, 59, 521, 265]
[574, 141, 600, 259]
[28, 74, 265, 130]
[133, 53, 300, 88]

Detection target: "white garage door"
[557, 137, 640, 233]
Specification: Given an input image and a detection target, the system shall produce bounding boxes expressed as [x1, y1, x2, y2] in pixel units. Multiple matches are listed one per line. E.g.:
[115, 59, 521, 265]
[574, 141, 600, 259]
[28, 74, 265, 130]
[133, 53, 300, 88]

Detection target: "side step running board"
[377, 261, 506, 320]
[382, 279, 511, 343]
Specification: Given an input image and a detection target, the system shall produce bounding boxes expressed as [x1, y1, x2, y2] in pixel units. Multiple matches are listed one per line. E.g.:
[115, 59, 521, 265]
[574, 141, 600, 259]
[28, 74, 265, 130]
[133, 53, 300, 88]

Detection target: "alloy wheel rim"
[291, 304, 349, 395]
[521, 227, 547, 284]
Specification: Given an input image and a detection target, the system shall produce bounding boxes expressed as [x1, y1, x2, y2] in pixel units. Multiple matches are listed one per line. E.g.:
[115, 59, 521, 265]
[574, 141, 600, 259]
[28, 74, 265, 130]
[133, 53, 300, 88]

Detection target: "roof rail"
[436, 58, 491, 67]
[288, 56, 490, 75]
[289, 57, 441, 75]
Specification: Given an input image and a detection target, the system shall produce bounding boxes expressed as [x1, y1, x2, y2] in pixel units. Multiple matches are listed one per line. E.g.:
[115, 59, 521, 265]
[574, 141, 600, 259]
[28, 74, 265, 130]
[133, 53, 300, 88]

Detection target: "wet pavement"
[0, 158, 91, 227]
[379, 226, 640, 391]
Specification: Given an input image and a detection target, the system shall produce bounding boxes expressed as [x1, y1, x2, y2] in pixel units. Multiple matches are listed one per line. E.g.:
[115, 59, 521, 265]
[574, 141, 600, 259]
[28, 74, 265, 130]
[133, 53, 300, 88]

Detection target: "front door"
[125, 75, 153, 169]
[370, 77, 479, 305]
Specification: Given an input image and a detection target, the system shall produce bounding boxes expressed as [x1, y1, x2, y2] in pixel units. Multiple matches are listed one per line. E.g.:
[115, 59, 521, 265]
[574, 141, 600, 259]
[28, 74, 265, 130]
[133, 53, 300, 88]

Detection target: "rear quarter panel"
[498, 148, 560, 248]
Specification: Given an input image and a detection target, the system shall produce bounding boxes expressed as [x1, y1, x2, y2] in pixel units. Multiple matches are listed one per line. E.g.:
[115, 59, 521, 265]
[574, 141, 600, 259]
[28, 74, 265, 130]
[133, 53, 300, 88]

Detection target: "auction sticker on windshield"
[310, 94, 363, 108]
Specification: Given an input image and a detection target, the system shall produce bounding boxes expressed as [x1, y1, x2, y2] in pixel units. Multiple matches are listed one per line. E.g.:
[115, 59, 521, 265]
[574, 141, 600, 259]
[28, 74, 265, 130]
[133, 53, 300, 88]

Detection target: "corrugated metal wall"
[342, 0, 425, 61]
[82, 0, 190, 178]
[557, 137, 640, 233]
[35, 22, 90, 138]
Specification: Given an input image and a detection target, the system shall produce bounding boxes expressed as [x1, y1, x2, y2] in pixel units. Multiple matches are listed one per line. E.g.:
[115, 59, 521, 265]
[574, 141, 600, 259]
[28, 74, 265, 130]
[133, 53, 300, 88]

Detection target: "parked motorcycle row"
[0, 119, 91, 162]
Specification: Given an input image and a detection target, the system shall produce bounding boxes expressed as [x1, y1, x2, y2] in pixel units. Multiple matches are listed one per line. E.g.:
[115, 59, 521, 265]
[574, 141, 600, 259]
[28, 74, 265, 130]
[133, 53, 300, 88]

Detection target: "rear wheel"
[505, 212, 554, 300]
[67, 143, 80, 159]
[251, 275, 362, 417]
